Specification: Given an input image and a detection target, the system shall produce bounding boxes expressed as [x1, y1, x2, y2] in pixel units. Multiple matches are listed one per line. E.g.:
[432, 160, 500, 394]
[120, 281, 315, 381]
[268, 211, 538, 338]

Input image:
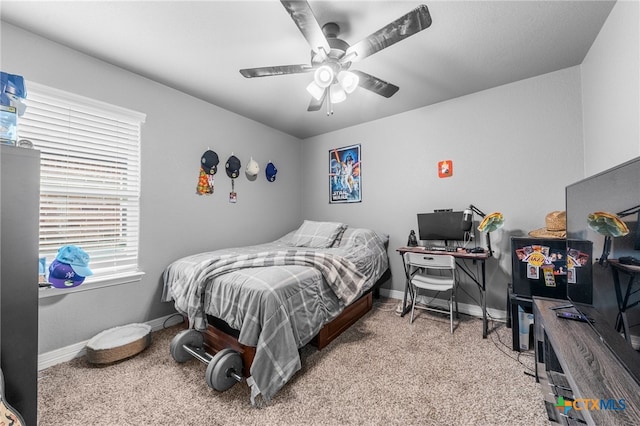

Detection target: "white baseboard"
[38, 314, 184, 371]
[38, 291, 508, 371]
[378, 288, 508, 322]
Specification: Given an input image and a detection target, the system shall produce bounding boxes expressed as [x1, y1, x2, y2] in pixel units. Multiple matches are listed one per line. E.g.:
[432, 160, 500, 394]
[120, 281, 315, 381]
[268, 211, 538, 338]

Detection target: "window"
[17, 81, 146, 288]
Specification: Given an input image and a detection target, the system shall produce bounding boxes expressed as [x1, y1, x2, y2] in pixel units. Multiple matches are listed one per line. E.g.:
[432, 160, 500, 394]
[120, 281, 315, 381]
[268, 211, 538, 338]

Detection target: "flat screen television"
[565, 155, 640, 386]
[417, 210, 468, 242]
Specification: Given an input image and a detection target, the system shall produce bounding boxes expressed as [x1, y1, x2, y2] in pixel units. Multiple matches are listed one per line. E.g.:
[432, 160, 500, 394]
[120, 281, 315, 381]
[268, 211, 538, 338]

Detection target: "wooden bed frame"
[201, 268, 390, 377]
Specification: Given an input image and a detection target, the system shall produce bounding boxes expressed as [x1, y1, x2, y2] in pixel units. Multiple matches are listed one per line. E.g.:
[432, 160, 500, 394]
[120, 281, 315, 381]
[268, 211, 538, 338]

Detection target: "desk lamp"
[466, 204, 505, 256]
[587, 205, 639, 264]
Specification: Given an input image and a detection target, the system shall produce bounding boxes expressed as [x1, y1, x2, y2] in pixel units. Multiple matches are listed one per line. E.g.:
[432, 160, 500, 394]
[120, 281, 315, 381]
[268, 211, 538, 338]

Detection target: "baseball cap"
[246, 157, 260, 177]
[48, 259, 85, 288]
[266, 162, 278, 182]
[55, 245, 93, 277]
[226, 155, 241, 178]
[201, 150, 219, 175]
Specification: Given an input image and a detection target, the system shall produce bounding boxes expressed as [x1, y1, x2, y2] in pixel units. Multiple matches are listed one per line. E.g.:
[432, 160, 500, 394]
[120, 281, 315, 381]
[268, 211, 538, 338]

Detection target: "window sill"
[38, 271, 145, 299]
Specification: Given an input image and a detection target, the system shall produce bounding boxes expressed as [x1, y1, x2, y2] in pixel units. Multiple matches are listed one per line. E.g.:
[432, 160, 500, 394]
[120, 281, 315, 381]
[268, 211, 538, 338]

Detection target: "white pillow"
[290, 220, 347, 248]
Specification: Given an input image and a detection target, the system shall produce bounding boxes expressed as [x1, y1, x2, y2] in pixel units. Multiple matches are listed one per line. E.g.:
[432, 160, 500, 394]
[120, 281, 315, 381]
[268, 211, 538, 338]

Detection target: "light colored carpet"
[38, 299, 549, 425]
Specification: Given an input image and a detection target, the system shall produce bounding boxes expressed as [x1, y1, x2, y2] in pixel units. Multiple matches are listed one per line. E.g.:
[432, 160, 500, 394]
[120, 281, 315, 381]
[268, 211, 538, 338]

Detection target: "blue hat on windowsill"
[55, 245, 93, 277]
[48, 260, 85, 288]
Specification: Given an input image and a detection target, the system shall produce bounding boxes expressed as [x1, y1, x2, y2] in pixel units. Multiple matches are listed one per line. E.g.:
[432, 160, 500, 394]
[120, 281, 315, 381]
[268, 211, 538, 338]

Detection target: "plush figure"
[407, 230, 418, 247]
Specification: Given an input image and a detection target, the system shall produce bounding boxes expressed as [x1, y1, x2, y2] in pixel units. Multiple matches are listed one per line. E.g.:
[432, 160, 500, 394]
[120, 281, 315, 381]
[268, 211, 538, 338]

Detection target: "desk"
[609, 260, 640, 345]
[396, 246, 491, 337]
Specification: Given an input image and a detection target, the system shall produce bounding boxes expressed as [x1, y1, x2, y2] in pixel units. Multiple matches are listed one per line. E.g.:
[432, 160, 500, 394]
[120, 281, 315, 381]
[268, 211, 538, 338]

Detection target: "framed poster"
[329, 144, 361, 204]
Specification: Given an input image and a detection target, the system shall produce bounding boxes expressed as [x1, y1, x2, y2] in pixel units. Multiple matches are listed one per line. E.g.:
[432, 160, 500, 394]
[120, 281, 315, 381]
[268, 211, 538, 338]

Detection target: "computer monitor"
[417, 211, 467, 242]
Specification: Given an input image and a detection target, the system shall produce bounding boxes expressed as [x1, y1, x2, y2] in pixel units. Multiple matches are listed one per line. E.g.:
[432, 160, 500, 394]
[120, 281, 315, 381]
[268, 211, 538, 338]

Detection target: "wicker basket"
[86, 323, 152, 365]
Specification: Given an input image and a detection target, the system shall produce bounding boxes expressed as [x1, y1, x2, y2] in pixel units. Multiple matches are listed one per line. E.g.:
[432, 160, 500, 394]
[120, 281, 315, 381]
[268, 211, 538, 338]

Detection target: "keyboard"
[424, 245, 458, 252]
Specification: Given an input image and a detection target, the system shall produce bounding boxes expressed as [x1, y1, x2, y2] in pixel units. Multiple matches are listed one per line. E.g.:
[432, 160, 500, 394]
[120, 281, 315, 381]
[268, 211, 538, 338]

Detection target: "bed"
[161, 221, 389, 404]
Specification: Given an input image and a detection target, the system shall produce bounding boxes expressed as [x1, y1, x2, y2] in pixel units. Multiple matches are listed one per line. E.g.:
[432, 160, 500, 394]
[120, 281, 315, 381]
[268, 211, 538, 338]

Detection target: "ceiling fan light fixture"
[338, 71, 359, 94]
[330, 84, 347, 103]
[306, 81, 325, 101]
[313, 65, 334, 88]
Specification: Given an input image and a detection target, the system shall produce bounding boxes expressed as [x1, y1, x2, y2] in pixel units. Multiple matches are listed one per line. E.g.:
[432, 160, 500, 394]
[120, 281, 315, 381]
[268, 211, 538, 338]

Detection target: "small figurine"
[407, 230, 418, 247]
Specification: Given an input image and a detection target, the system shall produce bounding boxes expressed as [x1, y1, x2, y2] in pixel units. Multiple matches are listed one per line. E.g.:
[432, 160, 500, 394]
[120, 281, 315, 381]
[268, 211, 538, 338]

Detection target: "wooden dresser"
[533, 297, 640, 425]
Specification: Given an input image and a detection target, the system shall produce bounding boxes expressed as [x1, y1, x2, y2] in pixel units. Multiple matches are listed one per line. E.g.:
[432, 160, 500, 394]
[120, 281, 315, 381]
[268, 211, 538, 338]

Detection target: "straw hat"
[528, 211, 566, 239]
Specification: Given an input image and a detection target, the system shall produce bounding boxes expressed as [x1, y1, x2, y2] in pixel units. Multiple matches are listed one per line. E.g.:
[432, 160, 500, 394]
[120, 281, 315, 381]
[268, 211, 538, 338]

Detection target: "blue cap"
[225, 155, 241, 178]
[201, 150, 219, 175]
[55, 245, 93, 277]
[266, 162, 277, 182]
[48, 259, 85, 288]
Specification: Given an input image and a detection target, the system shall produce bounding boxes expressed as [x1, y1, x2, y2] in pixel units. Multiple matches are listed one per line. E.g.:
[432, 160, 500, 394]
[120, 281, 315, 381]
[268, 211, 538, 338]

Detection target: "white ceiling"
[1, 1, 615, 139]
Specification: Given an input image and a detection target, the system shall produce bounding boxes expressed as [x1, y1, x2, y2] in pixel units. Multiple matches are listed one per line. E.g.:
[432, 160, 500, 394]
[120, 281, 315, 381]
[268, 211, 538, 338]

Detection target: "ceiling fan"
[239, 1, 432, 114]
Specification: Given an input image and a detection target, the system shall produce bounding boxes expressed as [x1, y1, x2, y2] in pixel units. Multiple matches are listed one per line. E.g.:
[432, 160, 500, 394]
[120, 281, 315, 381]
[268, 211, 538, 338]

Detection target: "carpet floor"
[37, 299, 549, 425]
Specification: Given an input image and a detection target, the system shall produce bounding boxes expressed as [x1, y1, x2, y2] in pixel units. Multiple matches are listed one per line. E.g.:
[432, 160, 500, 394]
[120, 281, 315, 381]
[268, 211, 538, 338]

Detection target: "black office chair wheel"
[170, 329, 204, 363]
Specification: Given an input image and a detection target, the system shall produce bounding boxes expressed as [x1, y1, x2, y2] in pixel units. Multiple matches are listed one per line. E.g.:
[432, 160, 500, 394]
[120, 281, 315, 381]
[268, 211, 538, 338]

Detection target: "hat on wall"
[226, 155, 241, 178]
[48, 259, 85, 288]
[201, 150, 219, 175]
[266, 162, 277, 182]
[55, 244, 93, 277]
[528, 211, 566, 239]
[246, 157, 260, 177]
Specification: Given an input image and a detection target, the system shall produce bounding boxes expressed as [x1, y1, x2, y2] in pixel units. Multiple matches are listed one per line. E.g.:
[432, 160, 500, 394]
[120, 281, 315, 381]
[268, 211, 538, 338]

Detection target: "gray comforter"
[161, 227, 388, 404]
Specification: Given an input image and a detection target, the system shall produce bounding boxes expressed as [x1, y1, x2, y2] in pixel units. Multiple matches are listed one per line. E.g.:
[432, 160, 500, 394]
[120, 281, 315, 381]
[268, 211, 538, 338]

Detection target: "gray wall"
[300, 67, 585, 312]
[1, 23, 303, 353]
[581, 0, 640, 175]
[0, 0, 638, 355]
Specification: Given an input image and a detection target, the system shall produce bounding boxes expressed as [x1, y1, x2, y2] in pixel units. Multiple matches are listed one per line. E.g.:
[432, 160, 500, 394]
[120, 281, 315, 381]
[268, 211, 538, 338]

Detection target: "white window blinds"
[17, 81, 146, 279]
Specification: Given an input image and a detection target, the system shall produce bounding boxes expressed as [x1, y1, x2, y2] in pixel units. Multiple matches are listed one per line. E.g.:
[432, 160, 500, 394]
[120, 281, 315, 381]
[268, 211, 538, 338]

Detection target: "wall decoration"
[266, 161, 277, 182]
[329, 144, 361, 204]
[196, 150, 219, 195]
[438, 160, 453, 178]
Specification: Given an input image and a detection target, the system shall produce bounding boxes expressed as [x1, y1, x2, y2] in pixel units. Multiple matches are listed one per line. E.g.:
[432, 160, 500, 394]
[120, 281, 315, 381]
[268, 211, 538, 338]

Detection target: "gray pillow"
[290, 220, 347, 248]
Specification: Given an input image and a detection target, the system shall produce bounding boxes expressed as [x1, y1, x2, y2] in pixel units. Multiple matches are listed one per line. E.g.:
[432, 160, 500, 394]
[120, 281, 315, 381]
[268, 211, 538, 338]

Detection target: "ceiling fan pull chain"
[326, 88, 333, 116]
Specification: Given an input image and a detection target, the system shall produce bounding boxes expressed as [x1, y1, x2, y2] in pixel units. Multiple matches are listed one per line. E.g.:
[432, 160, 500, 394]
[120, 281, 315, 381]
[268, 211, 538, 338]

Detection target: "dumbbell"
[170, 329, 243, 392]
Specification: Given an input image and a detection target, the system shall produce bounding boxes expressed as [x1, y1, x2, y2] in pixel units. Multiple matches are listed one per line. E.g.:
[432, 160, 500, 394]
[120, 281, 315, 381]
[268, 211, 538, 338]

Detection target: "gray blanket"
[162, 227, 388, 404]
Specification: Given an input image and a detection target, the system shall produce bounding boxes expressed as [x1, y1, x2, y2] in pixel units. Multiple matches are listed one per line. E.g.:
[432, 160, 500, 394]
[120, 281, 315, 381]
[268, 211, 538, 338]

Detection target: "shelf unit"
[0, 144, 40, 425]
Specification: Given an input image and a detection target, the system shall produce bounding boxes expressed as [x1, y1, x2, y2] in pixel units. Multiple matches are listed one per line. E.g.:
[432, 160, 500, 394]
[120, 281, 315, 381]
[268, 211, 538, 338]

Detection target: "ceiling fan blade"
[344, 4, 432, 63]
[240, 64, 314, 78]
[307, 89, 327, 112]
[280, 1, 330, 55]
[351, 70, 399, 98]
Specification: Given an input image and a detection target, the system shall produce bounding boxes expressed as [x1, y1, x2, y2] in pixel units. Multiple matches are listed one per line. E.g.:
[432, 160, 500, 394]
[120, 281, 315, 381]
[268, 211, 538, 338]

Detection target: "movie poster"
[329, 144, 361, 204]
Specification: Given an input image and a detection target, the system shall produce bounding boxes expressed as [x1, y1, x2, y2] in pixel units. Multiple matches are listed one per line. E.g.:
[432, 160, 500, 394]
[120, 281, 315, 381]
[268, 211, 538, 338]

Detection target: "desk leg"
[481, 260, 487, 338]
[455, 258, 488, 338]
[400, 253, 413, 317]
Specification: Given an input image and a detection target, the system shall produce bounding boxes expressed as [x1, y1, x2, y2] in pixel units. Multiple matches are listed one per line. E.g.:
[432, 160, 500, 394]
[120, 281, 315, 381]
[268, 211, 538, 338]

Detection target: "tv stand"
[533, 297, 640, 424]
